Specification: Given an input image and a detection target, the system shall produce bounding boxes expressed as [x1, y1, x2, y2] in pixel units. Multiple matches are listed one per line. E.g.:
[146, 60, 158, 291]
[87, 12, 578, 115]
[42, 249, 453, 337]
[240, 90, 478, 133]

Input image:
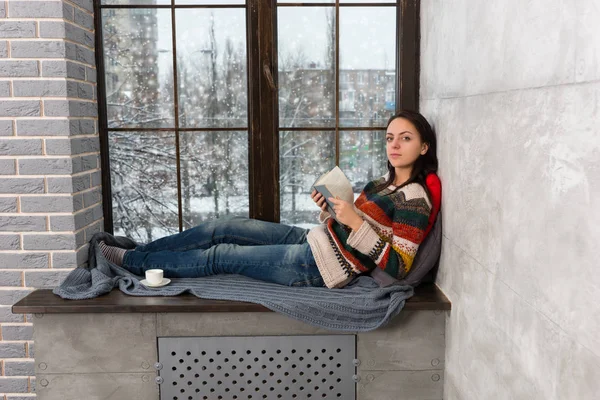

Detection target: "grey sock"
[99, 241, 127, 266]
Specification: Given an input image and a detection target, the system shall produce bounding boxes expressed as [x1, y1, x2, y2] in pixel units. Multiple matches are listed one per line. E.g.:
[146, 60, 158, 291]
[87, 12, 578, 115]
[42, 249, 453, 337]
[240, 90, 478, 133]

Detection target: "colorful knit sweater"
[307, 176, 433, 288]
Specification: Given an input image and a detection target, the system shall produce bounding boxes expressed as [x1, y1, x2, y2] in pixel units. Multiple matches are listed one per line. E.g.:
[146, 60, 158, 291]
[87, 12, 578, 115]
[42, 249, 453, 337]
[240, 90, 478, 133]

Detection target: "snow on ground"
[114, 191, 361, 242]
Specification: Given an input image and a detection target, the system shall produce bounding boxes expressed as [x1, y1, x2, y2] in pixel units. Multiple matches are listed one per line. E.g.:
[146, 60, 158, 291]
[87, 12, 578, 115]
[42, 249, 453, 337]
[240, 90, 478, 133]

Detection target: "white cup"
[145, 269, 164, 285]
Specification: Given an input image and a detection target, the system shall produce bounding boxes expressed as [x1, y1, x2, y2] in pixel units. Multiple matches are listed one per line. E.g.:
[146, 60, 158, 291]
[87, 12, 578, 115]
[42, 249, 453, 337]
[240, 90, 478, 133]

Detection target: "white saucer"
[140, 278, 171, 288]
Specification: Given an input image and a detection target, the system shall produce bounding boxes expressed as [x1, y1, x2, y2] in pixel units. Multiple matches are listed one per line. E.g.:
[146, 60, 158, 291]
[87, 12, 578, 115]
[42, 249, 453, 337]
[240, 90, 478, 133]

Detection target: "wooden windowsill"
[12, 283, 450, 314]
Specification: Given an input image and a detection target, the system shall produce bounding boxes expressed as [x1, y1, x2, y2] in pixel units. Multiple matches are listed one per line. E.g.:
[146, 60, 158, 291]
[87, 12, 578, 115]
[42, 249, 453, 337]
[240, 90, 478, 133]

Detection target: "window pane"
[278, 1, 395, 4]
[180, 131, 249, 228]
[278, 0, 333, 3]
[102, 0, 171, 5]
[176, 0, 245, 4]
[339, 7, 396, 127]
[102, 9, 175, 128]
[339, 131, 387, 194]
[109, 131, 179, 242]
[279, 131, 335, 227]
[341, 0, 395, 3]
[176, 9, 248, 128]
[278, 7, 335, 128]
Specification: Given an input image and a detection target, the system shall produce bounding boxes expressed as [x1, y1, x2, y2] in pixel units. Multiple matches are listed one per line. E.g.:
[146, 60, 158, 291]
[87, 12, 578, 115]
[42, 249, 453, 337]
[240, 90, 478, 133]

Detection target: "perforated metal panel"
[157, 335, 356, 400]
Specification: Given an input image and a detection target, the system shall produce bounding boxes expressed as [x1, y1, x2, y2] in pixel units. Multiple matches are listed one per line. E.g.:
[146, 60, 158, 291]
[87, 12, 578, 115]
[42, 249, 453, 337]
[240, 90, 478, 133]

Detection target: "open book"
[312, 166, 354, 221]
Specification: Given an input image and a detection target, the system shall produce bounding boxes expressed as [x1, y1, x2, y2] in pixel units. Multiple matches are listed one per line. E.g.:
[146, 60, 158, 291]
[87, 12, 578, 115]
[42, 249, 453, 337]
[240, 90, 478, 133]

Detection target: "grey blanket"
[52, 232, 414, 332]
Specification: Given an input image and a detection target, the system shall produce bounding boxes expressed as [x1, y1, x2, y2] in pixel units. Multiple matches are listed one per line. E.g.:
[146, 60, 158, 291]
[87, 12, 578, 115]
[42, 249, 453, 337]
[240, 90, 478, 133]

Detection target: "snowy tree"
[104, 9, 248, 241]
[278, 8, 336, 224]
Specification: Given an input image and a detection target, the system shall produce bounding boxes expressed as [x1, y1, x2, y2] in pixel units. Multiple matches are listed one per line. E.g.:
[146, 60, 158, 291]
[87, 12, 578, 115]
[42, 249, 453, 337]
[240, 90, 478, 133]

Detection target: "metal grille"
[157, 335, 356, 400]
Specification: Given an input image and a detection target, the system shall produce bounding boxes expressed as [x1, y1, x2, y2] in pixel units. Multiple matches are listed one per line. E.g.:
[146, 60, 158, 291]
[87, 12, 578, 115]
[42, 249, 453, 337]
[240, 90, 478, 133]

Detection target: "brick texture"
[0, 1, 101, 397]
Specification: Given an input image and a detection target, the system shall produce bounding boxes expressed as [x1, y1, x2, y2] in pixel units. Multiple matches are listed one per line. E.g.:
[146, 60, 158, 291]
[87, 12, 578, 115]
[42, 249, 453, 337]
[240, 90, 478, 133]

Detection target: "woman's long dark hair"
[371, 110, 438, 198]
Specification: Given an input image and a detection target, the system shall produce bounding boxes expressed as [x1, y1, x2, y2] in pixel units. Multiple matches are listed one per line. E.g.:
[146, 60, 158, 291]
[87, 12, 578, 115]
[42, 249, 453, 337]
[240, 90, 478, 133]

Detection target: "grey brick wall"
[0, 1, 100, 397]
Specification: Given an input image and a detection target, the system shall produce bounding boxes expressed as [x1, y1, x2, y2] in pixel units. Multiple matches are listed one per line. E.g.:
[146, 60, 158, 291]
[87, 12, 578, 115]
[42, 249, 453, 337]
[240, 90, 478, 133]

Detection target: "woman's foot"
[99, 241, 127, 266]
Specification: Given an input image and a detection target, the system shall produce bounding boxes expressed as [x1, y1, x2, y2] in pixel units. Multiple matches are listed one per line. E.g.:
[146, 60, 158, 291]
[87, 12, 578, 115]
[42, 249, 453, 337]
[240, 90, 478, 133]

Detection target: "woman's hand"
[310, 189, 329, 212]
[328, 197, 364, 231]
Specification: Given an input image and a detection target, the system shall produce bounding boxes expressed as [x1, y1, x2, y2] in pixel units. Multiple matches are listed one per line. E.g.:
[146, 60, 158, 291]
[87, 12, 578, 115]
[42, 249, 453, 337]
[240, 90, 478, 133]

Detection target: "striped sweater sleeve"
[346, 184, 432, 277]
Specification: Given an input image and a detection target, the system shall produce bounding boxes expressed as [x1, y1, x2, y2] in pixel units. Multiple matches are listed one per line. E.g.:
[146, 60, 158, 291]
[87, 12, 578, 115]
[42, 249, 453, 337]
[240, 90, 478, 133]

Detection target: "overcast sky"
[142, 5, 396, 74]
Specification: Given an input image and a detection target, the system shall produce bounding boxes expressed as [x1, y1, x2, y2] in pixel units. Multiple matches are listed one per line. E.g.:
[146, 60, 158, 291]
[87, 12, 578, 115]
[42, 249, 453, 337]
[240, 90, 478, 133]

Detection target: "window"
[95, 0, 419, 239]
[385, 89, 396, 111]
[339, 90, 355, 112]
[385, 90, 394, 103]
[357, 72, 366, 85]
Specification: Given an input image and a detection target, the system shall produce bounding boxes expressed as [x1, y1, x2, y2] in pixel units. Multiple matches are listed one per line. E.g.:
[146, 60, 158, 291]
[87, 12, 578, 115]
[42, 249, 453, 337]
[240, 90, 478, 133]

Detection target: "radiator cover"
[157, 335, 356, 400]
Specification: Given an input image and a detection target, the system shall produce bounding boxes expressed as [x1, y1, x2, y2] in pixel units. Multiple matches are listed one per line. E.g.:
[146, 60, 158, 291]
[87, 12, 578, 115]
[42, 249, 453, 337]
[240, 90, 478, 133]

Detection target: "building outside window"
[339, 89, 356, 112]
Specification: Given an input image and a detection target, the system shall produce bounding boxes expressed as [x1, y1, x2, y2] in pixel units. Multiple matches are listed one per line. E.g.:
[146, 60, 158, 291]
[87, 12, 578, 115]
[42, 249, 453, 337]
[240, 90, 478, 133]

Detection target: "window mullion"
[398, 0, 419, 111]
[170, 5, 184, 232]
[335, 0, 340, 166]
[94, 0, 114, 234]
[248, 0, 280, 222]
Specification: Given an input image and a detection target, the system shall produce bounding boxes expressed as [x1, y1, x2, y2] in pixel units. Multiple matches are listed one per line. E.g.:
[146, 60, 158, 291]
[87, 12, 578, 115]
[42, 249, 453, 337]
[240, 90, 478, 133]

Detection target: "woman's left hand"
[328, 197, 364, 231]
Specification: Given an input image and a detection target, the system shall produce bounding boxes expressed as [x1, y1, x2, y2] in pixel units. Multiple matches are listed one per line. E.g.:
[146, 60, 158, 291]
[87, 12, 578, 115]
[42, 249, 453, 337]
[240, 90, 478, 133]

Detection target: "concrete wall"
[421, 0, 600, 399]
[0, 1, 100, 398]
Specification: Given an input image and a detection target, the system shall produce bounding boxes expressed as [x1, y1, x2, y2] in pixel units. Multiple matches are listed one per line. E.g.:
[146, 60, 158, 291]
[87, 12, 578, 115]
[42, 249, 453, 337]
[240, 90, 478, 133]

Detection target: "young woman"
[100, 110, 439, 289]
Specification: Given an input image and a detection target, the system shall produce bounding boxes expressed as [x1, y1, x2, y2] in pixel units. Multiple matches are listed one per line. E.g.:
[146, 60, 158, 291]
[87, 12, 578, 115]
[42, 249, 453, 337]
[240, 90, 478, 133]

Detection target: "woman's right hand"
[311, 189, 329, 212]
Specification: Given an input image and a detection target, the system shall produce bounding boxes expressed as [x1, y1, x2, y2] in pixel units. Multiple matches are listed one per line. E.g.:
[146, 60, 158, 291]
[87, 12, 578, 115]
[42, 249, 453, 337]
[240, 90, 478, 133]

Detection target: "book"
[312, 166, 354, 221]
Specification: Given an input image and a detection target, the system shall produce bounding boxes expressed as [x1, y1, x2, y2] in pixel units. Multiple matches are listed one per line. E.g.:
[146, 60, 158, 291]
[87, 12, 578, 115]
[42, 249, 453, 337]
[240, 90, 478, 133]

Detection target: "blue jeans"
[123, 216, 325, 287]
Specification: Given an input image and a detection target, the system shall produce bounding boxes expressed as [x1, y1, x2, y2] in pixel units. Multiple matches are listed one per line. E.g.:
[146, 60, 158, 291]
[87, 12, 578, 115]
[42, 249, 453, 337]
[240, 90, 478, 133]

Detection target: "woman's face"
[385, 117, 429, 170]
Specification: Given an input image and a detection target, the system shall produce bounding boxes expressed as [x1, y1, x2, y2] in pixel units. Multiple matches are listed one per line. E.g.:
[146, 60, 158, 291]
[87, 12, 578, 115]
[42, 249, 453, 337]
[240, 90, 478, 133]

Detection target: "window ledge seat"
[13, 284, 450, 400]
[12, 282, 450, 314]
